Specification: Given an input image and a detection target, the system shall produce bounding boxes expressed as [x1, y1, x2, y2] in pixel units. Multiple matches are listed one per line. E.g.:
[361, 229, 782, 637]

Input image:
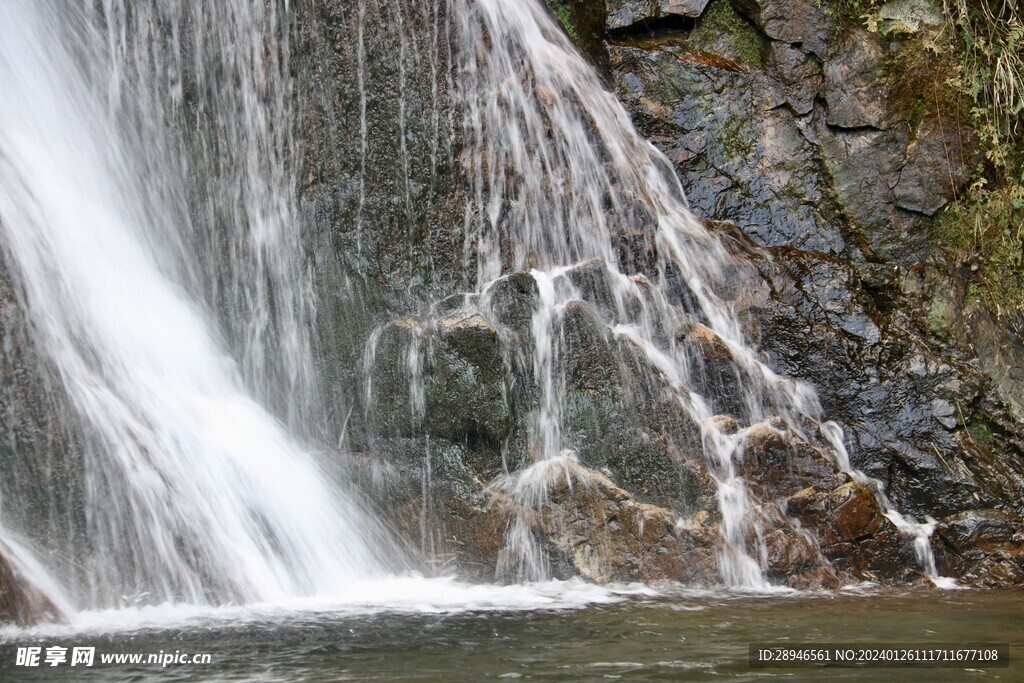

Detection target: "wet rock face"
[596, 0, 1024, 587]
[368, 312, 510, 461]
[294, 0, 467, 456]
[297, 0, 1024, 591]
[0, 258, 84, 616]
[740, 238, 1024, 532]
[934, 509, 1024, 586]
[527, 460, 720, 584]
[358, 267, 908, 589]
[738, 425, 835, 499]
[822, 31, 890, 129]
[606, 0, 711, 29]
[786, 482, 919, 581]
[608, 0, 975, 263]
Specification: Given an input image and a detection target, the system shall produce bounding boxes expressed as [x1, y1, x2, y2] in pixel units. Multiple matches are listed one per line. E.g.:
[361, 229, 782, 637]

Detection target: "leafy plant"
[943, 0, 1024, 161]
[938, 181, 1024, 316]
[939, 2, 1024, 316]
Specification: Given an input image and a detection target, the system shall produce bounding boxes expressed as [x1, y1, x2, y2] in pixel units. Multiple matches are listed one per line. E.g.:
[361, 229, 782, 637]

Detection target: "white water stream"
[0, 0, 391, 610]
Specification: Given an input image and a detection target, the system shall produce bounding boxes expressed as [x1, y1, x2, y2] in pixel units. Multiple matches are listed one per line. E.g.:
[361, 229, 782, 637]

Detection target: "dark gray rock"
[935, 509, 1024, 586]
[894, 118, 975, 216]
[293, 0, 1024, 590]
[611, 45, 847, 253]
[607, 0, 712, 29]
[823, 31, 891, 129]
[805, 118, 921, 260]
[767, 42, 822, 116]
[367, 312, 509, 456]
[428, 313, 510, 450]
[730, 0, 832, 57]
[558, 299, 710, 509]
[486, 272, 540, 337]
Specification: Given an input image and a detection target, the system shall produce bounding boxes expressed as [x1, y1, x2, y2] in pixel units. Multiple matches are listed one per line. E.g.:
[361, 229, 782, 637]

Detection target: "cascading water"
[450, 0, 948, 587]
[0, 0, 394, 610]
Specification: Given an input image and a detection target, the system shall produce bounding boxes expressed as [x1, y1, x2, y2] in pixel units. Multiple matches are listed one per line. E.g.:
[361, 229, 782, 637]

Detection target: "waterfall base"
[0, 539, 66, 626]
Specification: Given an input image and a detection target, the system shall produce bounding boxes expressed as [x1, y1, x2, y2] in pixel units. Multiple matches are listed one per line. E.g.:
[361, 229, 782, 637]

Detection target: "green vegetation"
[944, 0, 1024, 154]
[545, 0, 580, 42]
[937, 0, 1024, 317]
[937, 183, 1024, 316]
[968, 417, 996, 446]
[824, 0, 1023, 315]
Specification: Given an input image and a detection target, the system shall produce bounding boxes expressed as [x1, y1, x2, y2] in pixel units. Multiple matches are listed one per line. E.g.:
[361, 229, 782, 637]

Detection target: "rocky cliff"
[291, 0, 1024, 587]
[585, 0, 1024, 584]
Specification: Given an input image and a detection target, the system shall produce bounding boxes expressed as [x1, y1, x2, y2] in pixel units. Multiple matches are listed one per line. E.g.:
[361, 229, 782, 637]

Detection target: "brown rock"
[785, 482, 918, 582]
[934, 509, 1024, 587]
[831, 482, 886, 542]
[739, 426, 835, 498]
[710, 415, 740, 434]
[519, 459, 720, 584]
[0, 540, 64, 626]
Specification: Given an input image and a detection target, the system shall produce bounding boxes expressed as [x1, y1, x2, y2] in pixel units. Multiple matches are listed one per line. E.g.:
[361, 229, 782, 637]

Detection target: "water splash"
[89, 0, 320, 434]
[451, 0, 794, 585]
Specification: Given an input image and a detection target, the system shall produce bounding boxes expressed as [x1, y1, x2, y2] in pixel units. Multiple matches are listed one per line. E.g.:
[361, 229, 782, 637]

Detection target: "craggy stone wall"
[293, 0, 466, 450]
[561, 0, 1024, 583]
[286, 0, 1024, 587]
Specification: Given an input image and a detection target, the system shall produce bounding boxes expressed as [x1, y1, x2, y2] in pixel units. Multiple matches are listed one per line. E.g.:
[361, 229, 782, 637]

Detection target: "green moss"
[819, 0, 884, 33]
[964, 280, 982, 306]
[967, 419, 996, 446]
[926, 292, 957, 338]
[719, 103, 757, 162]
[884, 34, 965, 128]
[692, 0, 764, 67]
[866, 0, 1024, 318]
[545, 0, 580, 43]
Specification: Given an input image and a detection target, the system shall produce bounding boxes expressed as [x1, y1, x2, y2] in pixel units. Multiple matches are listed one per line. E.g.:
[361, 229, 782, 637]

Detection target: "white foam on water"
[0, 577, 656, 639]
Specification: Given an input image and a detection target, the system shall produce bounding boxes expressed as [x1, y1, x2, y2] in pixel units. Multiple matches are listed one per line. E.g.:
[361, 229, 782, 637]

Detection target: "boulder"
[428, 313, 510, 450]
[933, 509, 1024, 586]
[786, 482, 919, 580]
[514, 458, 720, 583]
[738, 425, 836, 498]
[685, 323, 746, 416]
[368, 312, 510, 455]
[729, 0, 831, 57]
[486, 272, 540, 338]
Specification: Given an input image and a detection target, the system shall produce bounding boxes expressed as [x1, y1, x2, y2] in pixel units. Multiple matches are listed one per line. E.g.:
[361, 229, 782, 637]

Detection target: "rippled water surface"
[1, 582, 1020, 681]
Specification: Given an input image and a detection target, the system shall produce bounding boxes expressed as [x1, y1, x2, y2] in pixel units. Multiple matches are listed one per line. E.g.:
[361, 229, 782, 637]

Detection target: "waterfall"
[0, 0, 394, 610]
[452, 0, 947, 587]
[0, 0, 951, 619]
